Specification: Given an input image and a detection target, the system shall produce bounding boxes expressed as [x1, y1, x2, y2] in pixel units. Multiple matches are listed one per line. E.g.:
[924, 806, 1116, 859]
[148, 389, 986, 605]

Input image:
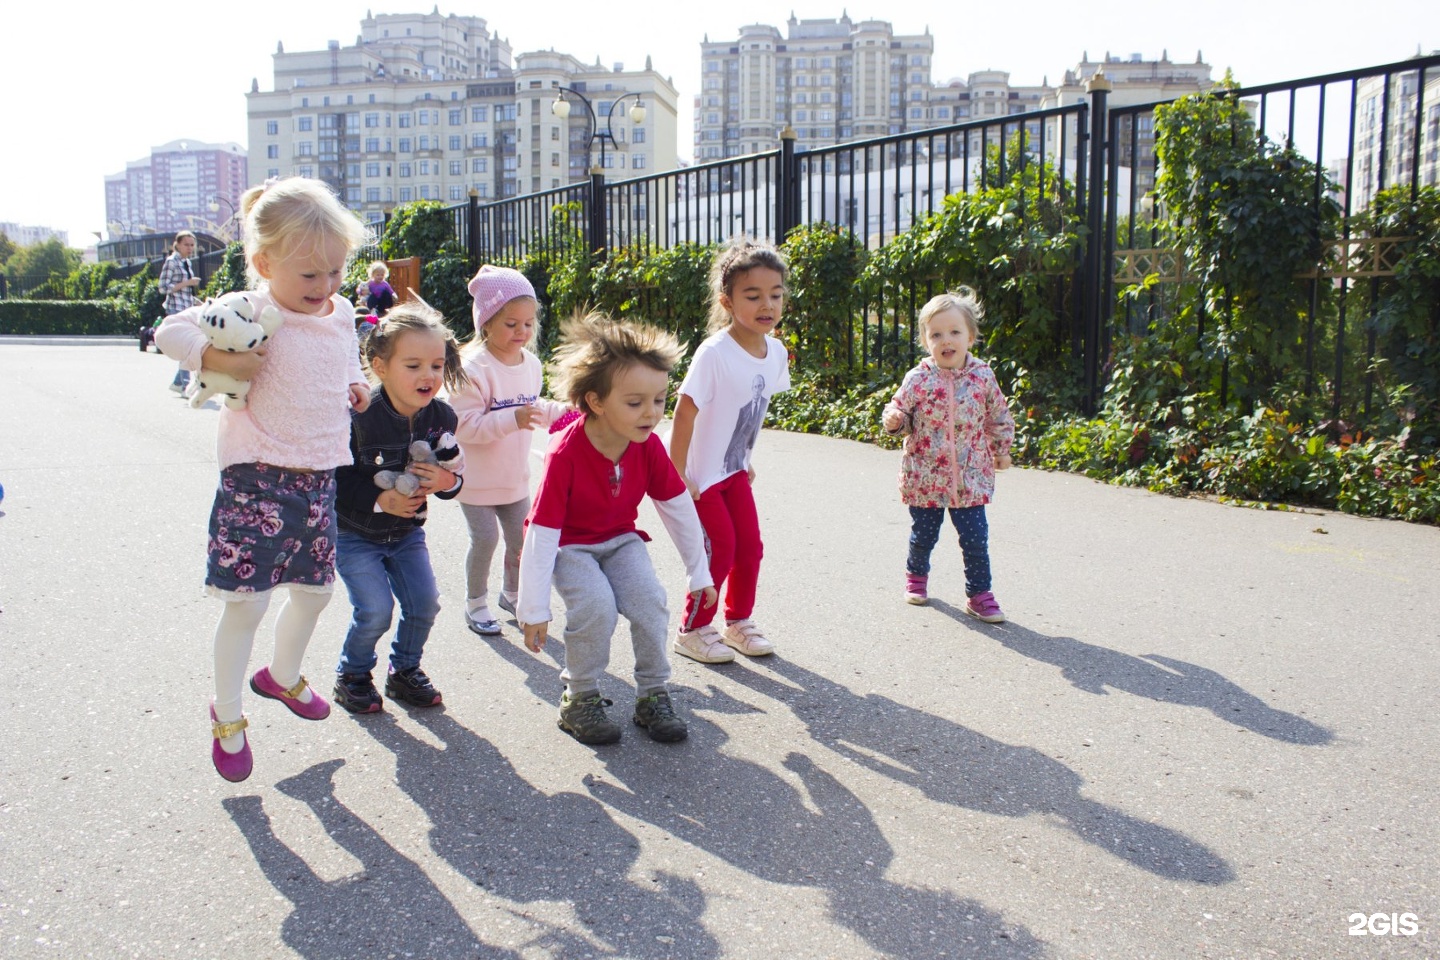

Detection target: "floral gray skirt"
[206, 462, 338, 598]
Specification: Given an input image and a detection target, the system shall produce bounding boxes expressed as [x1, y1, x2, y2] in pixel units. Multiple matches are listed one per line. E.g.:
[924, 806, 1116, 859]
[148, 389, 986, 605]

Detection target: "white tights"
[212, 588, 332, 729]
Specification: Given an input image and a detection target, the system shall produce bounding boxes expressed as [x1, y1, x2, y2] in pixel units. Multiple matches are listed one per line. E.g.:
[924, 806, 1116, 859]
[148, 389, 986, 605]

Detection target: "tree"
[4, 238, 81, 282]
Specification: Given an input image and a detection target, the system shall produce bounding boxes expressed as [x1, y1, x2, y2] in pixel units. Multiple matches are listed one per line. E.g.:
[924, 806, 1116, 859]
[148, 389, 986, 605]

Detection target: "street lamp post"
[208, 196, 239, 242]
[551, 87, 645, 257]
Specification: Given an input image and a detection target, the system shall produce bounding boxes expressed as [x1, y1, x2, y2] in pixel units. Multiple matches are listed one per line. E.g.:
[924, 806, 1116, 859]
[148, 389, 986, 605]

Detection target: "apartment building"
[245, 10, 678, 224]
[103, 140, 248, 238]
[1351, 61, 1440, 210]
[0, 222, 69, 247]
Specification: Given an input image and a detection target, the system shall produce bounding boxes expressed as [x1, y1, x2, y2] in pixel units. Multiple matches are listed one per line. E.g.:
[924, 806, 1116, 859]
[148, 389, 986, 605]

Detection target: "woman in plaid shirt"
[161, 231, 202, 394]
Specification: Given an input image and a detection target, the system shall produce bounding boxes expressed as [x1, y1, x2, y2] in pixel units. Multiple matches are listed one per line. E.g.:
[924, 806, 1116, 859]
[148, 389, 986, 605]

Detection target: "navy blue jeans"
[335, 527, 440, 676]
[906, 505, 991, 597]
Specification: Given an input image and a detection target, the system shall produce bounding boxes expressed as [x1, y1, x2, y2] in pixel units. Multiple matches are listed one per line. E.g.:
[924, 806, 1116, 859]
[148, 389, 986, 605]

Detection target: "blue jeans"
[335, 527, 440, 676]
[906, 505, 991, 596]
[171, 365, 190, 389]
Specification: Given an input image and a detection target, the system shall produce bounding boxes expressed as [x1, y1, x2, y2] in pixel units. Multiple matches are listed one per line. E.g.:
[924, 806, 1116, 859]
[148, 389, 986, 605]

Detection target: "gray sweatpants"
[553, 533, 671, 696]
[461, 498, 528, 602]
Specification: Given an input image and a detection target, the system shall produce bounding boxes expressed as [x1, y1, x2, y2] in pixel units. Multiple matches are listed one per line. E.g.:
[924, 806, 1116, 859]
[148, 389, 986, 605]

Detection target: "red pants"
[681, 471, 762, 630]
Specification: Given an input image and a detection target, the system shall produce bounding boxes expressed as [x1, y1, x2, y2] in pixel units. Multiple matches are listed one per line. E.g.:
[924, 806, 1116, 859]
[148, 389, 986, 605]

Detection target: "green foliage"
[859, 137, 1081, 391]
[779, 224, 868, 371]
[1356, 185, 1440, 447]
[0, 231, 16, 267]
[0, 299, 136, 335]
[380, 201, 457, 261]
[421, 252, 476, 340]
[104, 264, 163, 326]
[3, 237, 81, 284]
[1153, 78, 1343, 406]
[767, 369, 901, 448]
[201, 242, 249, 298]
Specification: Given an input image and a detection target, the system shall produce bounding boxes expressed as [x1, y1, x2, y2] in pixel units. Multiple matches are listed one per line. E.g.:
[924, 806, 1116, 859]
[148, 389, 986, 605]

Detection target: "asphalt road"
[0, 342, 1436, 960]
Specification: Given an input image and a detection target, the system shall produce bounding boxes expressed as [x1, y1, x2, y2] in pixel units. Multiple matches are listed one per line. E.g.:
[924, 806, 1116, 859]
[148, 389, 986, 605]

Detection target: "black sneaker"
[333, 673, 383, 714]
[633, 690, 688, 743]
[385, 666, 443, 707]
[557, 692, 622, 745]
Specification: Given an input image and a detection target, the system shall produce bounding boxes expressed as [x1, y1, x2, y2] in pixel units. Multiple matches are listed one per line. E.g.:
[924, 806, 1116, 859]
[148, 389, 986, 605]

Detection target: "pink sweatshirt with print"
[882, 355, 1015, 508]
[157, 291, 364, 470]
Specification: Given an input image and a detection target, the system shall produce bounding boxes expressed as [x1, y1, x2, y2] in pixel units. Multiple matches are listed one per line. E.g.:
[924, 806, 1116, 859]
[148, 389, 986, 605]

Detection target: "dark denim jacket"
[336, 386, 463, 542]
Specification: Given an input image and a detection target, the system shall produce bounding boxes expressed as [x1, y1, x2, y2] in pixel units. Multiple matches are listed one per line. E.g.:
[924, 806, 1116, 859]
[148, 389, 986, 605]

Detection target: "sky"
[5, 1, 1436, 247]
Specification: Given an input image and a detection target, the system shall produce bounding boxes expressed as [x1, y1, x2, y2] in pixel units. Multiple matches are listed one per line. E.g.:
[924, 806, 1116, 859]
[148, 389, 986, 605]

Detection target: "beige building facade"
[245, 10, 678, 224]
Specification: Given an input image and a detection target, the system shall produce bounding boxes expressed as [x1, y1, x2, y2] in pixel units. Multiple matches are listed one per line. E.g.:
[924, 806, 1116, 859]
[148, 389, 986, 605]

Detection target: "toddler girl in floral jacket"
[882, 288, 1014, 621]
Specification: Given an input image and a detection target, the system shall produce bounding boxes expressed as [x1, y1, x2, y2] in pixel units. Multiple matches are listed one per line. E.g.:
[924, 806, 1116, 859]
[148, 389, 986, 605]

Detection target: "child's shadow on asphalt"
[223, 762, 520, 960]
[729, 657, 1237, 886]
[360, 709, 719, 959]
[928, 599, 1333, 745]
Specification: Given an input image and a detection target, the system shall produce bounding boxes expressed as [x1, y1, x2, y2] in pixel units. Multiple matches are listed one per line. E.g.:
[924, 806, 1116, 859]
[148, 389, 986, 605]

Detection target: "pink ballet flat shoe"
[250, 666, 331, 721]
[210, 704, 253, 783]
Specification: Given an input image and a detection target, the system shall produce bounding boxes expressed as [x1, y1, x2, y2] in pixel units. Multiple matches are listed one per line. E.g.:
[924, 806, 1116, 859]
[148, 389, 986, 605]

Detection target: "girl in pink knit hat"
[451, 265, 573, 635]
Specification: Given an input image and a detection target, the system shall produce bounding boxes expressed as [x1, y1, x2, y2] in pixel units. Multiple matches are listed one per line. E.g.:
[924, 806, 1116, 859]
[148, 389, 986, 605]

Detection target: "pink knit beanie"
[468, 265, 536, 335]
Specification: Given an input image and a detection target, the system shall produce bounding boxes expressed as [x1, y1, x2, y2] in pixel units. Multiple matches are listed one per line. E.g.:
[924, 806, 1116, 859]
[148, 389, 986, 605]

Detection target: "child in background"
[881, 288, 1014, 621]
[156, 177, 371, 782]
[451, 266, 569, 636]
[364, 261, 396, 318]
[668, 239, 791, 664]
[517, 313, 716, 746]
[332, 303, 468, 713]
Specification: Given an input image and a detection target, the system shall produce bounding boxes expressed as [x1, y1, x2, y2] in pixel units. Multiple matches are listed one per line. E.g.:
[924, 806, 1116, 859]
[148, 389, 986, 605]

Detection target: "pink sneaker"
[963, 590, 1006, 623]
[210, 704, 253, 783]
[904, 574, 928, 605]
[250, 667, 331, 721]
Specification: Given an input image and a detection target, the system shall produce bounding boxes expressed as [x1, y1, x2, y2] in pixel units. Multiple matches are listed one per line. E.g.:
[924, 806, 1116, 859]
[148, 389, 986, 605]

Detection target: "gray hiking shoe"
[633, 689, 688, 743]
[558, 691, 622, 745]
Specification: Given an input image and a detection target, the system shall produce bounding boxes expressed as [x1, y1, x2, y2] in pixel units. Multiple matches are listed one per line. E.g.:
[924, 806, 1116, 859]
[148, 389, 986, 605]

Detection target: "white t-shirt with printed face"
[675, 329, 791, 494]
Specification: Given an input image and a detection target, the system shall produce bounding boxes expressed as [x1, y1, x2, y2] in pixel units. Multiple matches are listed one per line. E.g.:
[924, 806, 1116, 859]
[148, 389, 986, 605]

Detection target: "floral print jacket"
[883, 355, 1015, 508]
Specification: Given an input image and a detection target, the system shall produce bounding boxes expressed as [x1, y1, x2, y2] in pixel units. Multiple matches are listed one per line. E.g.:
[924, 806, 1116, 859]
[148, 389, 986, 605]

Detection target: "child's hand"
[882, 407, 904, 432]
[202, 344, 267, 381]
[995, 453, 1013, 470]
[378, 489, 426, 517]
[746, 465, 757, 484]
[520, 621, 549, 652]
[685, 478, 701, 500]
[409, 461, 456, 495]
[513, 404, 544, 430]
[691, 586, 718, 610]
[349, 382, 370, 412]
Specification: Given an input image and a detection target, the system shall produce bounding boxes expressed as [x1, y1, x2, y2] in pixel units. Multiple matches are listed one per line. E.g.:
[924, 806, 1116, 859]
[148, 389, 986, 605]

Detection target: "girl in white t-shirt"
[668, 239, 792, 664]
[452, 266, 570, 635]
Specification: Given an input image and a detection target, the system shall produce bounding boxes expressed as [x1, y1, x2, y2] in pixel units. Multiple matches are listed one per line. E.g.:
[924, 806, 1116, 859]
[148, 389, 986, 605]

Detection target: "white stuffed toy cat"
[189, 292, 284, 409]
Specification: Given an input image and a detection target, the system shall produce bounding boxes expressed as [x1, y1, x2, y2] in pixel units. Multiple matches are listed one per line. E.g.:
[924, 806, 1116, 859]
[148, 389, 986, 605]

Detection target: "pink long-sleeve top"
[156, 291, 365, 470]
[450, 345, 568, 506]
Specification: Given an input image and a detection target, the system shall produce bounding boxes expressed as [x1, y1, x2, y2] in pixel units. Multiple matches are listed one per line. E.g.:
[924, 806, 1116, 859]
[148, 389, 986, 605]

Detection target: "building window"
[298, 117, 313, 131]
[551, 152, 560, 167]
[366, 187, 381, 202]
[475, 183, 489, 197]
[398, 113, 411, 128]
[473, 158, 488, 172]
[267, 167, 280, 179]
[419, 160, 431, 175]
[450, 185, 464, 200]
[366, 162, 380, 177]
[300, 165, 313, 178]
[448, 135, 461, 150]
[265, 120, 278, 135]
[365, 113, 379, 127]
[633, 128, 645, 143]
[502, 156, 517, 171]
[472, 106, 488, 122]
[551, 127, 559, 141]
[400, 186, 413, 201]
[267, 145, 279, 159]
[449, 160, 462, 175]
[448, 109, 462, 125]
[296, 142, 314, 156]
[399, 162, 412, 177]
[632, 154, 646, 169]
[418, 111, 429, 125]
[365, 137, 379, 152]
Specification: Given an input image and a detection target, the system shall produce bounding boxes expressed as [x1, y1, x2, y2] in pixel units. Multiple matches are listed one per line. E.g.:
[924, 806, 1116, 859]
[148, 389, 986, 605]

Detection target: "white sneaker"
[721, 619, 775, 656]
[673, 623, 735, 664]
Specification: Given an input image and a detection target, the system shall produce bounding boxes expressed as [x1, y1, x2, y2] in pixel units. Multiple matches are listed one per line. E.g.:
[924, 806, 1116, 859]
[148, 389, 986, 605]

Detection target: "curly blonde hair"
[547, 311, 684, 413]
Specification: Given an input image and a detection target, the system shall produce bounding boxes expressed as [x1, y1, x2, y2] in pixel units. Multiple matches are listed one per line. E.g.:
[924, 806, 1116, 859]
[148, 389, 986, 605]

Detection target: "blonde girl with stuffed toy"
[157, 177, 369, 783]
[450, 266, 571, 636]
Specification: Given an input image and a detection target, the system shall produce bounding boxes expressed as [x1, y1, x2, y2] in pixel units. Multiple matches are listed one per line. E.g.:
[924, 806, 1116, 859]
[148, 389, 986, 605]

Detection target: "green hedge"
[0, 299, 137, 335]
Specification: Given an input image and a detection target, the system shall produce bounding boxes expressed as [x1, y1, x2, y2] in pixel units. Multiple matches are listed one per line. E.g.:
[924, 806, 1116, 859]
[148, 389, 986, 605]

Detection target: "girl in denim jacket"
[882, 288, 1015, 621]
